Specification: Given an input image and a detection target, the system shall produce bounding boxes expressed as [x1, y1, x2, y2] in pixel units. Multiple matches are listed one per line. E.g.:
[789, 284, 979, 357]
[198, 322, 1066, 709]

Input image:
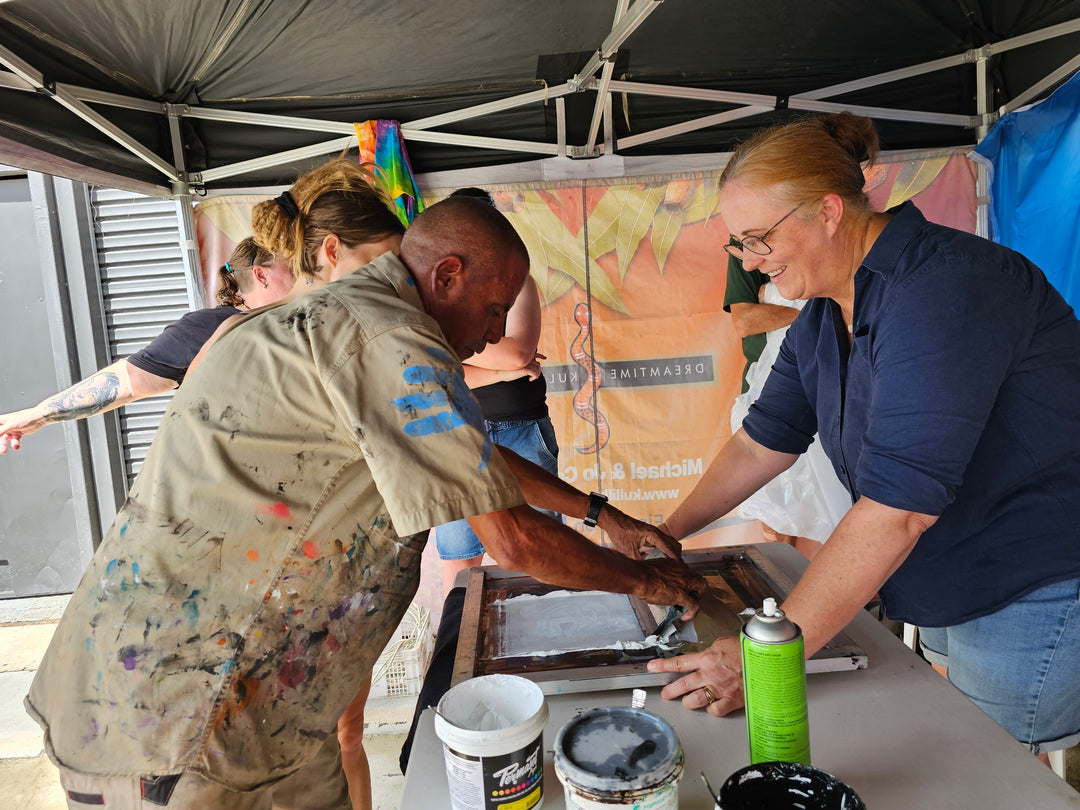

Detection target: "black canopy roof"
[2, 1, 1079, 196]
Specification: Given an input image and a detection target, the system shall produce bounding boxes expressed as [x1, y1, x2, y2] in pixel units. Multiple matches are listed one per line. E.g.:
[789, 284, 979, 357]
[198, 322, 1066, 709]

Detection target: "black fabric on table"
[399, 586, 466, 774]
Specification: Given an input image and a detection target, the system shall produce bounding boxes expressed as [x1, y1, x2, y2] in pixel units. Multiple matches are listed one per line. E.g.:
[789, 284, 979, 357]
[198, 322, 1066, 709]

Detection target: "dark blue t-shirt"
[126, 305, 240, 384]
[744, 202, 1080, 626]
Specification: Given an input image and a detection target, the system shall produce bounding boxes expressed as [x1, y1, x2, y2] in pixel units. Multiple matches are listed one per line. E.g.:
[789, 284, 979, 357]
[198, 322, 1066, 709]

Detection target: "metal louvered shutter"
[90, 187, 191, 487]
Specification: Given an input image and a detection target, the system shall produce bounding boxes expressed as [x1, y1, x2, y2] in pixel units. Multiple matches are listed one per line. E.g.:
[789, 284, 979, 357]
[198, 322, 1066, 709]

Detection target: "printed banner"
[193, 149, 976, 547]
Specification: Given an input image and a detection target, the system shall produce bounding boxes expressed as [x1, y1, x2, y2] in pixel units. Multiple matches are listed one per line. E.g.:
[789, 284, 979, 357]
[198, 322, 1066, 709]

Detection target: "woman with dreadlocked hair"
[251, 157, 405, 287]
[0, 238, 292, 454]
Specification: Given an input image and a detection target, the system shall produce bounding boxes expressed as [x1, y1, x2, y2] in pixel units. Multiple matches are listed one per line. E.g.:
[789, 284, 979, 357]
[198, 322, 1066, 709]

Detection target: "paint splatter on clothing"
[26, 253, 524, 790]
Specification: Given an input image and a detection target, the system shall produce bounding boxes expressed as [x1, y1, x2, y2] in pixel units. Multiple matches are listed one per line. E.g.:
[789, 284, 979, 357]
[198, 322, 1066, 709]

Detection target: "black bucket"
[718, 761, 867, 809]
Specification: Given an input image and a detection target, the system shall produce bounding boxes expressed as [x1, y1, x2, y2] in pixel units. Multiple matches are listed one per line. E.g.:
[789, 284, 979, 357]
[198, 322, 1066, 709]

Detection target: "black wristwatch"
[583, 491, 608, 527]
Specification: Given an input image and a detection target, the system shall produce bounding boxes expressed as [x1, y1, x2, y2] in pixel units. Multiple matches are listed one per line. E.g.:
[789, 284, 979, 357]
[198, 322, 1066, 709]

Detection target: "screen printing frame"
[451, 545, 868, 695]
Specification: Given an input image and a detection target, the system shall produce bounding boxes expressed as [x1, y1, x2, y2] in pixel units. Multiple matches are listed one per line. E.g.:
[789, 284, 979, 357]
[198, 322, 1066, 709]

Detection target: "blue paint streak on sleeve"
[403, 410, 466, 437]
[393, 390, 450, 412]
[390, 346, 494, 471]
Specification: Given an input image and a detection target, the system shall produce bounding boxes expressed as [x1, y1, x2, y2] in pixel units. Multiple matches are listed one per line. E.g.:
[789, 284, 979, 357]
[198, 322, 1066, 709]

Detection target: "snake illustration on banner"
[569, 302, 610, 453]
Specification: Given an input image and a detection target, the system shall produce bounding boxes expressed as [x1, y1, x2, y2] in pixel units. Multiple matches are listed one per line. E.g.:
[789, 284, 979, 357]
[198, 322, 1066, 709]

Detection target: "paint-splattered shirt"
[26, 252, 525, 789]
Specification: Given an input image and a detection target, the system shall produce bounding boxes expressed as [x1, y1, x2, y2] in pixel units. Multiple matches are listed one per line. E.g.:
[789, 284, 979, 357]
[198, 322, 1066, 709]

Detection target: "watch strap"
[584, 491, 608, 527]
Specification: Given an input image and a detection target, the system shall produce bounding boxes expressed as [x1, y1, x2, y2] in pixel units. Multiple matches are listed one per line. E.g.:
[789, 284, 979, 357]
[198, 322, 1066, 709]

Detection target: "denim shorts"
[434, 416, 561, 560]
[918, 576, 1080, 754]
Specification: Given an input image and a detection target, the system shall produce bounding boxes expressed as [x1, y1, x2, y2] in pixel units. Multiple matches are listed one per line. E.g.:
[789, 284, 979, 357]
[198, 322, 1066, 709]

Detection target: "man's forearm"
[468, 505, 705, 612]
[497, 445, 591, 518]
[469, 505, 644, 590]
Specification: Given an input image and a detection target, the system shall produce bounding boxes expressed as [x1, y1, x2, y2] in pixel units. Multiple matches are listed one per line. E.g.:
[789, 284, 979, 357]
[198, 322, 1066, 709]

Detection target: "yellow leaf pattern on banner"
[534, 268, 575, 306]
[618, 186, 670, 280]
[651, 178, 722, 272]
[651, 206, 682, 271]
[886, 157, 949, 209]
[500, 178, 722, 308]
[504, 193, 628, 313]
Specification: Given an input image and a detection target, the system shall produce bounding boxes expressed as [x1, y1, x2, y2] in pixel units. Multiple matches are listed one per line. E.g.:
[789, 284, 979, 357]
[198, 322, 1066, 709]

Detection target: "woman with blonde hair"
[252, 157, 405, 290]
[648, 112, 1080, 763]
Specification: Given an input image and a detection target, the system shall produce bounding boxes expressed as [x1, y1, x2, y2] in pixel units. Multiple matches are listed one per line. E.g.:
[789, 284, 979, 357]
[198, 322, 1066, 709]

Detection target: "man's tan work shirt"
[27, 253, 525, 789]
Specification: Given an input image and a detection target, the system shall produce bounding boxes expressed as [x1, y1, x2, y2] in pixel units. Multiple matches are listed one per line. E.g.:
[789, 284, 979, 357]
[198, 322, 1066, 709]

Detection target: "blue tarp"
[973, 70, 1080, 314]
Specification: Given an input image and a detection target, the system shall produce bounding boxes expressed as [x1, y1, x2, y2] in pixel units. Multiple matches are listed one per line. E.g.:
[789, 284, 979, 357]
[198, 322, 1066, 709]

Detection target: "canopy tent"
[2, 1, 1072, 597]
[2, 0, 1080, 199]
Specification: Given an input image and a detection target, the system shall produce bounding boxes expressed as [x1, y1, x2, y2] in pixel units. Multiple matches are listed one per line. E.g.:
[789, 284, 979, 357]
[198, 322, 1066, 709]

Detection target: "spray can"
[740, 597, 811, 765]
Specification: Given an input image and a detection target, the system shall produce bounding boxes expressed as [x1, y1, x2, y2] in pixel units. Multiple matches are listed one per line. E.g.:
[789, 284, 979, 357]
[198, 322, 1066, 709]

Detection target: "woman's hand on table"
[647, 636, 745, 716]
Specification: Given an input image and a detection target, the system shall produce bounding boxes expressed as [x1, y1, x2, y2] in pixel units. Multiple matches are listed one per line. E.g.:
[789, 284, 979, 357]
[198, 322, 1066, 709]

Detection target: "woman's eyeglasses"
[724, 204, 802, 258]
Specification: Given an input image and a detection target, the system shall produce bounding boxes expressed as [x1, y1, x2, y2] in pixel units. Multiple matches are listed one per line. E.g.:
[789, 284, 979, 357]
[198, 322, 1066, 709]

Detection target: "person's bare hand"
[636, 558, 706, 620]
[647, 635, 745, 716]
[522, 352, 546, 381]
[0, 408, 45, 454]
[599, 506, 682, 561]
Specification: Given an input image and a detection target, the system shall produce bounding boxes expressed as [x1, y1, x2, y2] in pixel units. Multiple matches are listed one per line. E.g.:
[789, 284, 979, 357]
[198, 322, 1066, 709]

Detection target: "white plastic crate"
[370, 602, 433, 699]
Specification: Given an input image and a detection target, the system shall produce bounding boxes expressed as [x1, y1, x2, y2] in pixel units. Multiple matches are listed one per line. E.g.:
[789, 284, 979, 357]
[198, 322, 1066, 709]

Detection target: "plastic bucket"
[718, 761, 867, 809]
[434, 674, 548, 810]
[553, 707, 684, 810]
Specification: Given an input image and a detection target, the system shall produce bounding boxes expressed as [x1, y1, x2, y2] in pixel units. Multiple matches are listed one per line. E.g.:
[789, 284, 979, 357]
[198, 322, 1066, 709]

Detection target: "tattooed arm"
[0, 359, 177, 454]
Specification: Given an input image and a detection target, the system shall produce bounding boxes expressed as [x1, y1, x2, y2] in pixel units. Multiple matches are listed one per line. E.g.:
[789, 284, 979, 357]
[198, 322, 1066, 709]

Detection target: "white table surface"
[401, 543, 1080, 808]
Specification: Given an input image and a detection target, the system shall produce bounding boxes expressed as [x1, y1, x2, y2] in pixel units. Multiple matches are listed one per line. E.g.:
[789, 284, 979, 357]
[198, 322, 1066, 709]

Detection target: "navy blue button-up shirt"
[743, 202, 1080, 625]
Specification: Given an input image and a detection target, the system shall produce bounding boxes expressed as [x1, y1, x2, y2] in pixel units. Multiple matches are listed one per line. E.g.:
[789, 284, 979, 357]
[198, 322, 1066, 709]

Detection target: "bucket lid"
[553, 707, 683, 793]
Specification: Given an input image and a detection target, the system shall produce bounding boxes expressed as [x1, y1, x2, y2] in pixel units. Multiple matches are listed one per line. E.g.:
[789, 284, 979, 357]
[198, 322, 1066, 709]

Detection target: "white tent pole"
[603, 93, 614, 154]
[195, 136, 357, 183]
[1002, 54, 1080, 116]
[182, 84, 576, 135]
[974, 54, 993, 241]
[788, 99, 973, 126]
[165, 106, 204, 310]
[402, 130, 560, 155]
[608, 80, 774, 106]
[0, 43, 177, 181]
[556, 98, 567, 158]
[794, 54, 971, 102]
[587, 60, 617, 155]
[798, 18, 1080, 103]
[585, 0, 630, 155]
[66, 86, 166, 114]
[570, 0, 663, 90]
[180, 106, 355, 134]
[404, 85, 574, 130]
[0, 72, 34, 92]
[619, 105, 772, 150]
[610, 80, 972, 126]
[196, 130, 561, 184]
[985, 17, 1080, 55]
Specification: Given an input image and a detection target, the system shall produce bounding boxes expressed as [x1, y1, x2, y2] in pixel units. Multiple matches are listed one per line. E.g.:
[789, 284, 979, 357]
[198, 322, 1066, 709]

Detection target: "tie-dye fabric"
[354, 120, 425, 227]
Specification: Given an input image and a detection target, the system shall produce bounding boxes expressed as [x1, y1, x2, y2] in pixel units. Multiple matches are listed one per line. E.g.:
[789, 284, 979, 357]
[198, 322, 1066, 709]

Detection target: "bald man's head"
[401, 197, 530, 359]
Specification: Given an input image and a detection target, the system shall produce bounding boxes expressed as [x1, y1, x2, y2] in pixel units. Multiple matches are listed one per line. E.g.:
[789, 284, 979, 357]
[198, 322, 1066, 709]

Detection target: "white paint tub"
[434, 674, 548, 810]
[553, 707, 684, 810]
